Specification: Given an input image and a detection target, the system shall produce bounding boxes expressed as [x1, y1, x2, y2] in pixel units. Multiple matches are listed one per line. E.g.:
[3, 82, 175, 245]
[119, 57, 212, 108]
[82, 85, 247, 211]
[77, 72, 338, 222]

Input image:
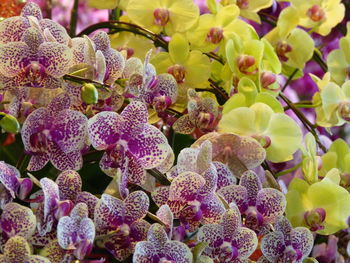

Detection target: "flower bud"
[0, 113, 20, 134]
[81, 83, 98, 104]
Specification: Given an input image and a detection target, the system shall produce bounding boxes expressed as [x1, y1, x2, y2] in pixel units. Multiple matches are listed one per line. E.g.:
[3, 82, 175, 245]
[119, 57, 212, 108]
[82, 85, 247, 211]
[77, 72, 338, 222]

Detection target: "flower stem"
[147, 168, 171, 186]
[69, 0, 79, 37]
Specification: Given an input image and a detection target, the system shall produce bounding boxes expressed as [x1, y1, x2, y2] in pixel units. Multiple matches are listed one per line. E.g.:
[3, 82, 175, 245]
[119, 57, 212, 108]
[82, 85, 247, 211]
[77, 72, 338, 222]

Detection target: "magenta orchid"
[88, 100, 172, 184]
[21, 94, 89, 171]
[94, 192, 150, 261]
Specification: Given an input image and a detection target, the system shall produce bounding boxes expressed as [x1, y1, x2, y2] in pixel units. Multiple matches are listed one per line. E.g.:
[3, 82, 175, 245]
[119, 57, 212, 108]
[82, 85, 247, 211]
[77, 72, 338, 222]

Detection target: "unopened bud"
[0, 113, 20, 134]
[81, 83, 98, 104]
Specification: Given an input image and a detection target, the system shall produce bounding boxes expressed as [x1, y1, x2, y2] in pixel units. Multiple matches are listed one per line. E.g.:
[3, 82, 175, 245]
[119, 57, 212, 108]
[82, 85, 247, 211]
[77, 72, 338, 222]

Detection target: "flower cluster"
[0, 0, 350, 262]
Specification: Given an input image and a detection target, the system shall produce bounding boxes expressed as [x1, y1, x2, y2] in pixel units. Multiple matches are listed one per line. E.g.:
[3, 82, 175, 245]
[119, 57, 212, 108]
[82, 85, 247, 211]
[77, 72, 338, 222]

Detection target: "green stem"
[312, 51, 328, 73]
[69, 0, 79, 37]
[275, 163, 302, 177]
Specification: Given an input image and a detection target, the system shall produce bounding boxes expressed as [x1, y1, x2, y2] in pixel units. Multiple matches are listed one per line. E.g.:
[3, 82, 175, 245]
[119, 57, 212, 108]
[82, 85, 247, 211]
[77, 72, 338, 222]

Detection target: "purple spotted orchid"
[168, 139, 236, 189]
[66, 31, 125, 109]
[0, 236, 50, 263]
[21, 94, 89, 171]
[94, 192, 150, 261]
[191, 132, 266, 177]
[133, 223, 193, 263]
[259, 217, 314, 263]
[55, 170, 99, 218]
[0, 203, 36, 245]
[87, 100, 173, 184]
[152, 141, 226, 232]
[0, 2, 70, 45]
[0, 14, 72, 90]
[124, 51, 178, 112]
[33, 177, 74, 236]
[218, 170, 286, 234]
[197, 204, 258, 262]
[57, 203, 96, 260]
[173, 89, 220, 134]
[0, 161, 33, 208]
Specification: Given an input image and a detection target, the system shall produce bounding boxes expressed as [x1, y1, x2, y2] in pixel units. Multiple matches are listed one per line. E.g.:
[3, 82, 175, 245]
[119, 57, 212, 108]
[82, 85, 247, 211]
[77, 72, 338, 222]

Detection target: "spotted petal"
[21, 108, 53, 153]
[218, 185, 248, 213]
[240, 170, 262, 206]
[21, 2, 43, 20]
[125, 191, 149, 223]
[55, 170, 82, 201]
[57, 216, 79, 249]
[162, 241, 193, 263]
[47, 144, 83, 171]
[76, 191, 99, 219]
[197, 224, 223, 248]
[0, 162, 20, 198]
[213, 162, 236, 190]
[290, 227, 314, 259]
[147, 223, 168, 248]
[261, 231, 285, 261]
[133, 242, 157, 263]
[50, 109, 88, 153]
[88, 111, 123, 150]
[201, 195, 225, 225]
[176, 148, 199, 174]
[38, 42, 73, 77]
[120, 101, 148, 136]
[94, 194, 125, 232]
[0, 42, 31, 77]
[221, 206, 241, 240]
[256, 188, 286, 224]
[231, 227, 258, 259]
[104, 49, 125, 84]
[39, 19, 70, 45]
[127, 124, 170, 169]
[0, 17, 28, 44]
[169, 172, 205, 202]
[0, 203, 36, 239]
[3, 236, 31, 263]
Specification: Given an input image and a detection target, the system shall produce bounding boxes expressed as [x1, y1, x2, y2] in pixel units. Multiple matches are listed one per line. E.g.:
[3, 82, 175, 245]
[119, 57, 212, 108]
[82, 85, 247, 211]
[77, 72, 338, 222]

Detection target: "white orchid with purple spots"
[88, 100, 173, 184]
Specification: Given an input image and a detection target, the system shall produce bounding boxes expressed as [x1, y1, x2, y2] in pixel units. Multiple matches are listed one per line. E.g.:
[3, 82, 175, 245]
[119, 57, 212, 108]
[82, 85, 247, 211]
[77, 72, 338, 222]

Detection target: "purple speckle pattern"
[0, 17, 28, 44]
[0, 42, 30, 77]
[55, 170, 82, 201]
[21, 2, 43, 20]
[256, 188, 287, 224]
[134, 223, 192, 263]
[0, 162, 20, 198]
[124, 191, 150, 223]
[0, 202, 36, 239]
